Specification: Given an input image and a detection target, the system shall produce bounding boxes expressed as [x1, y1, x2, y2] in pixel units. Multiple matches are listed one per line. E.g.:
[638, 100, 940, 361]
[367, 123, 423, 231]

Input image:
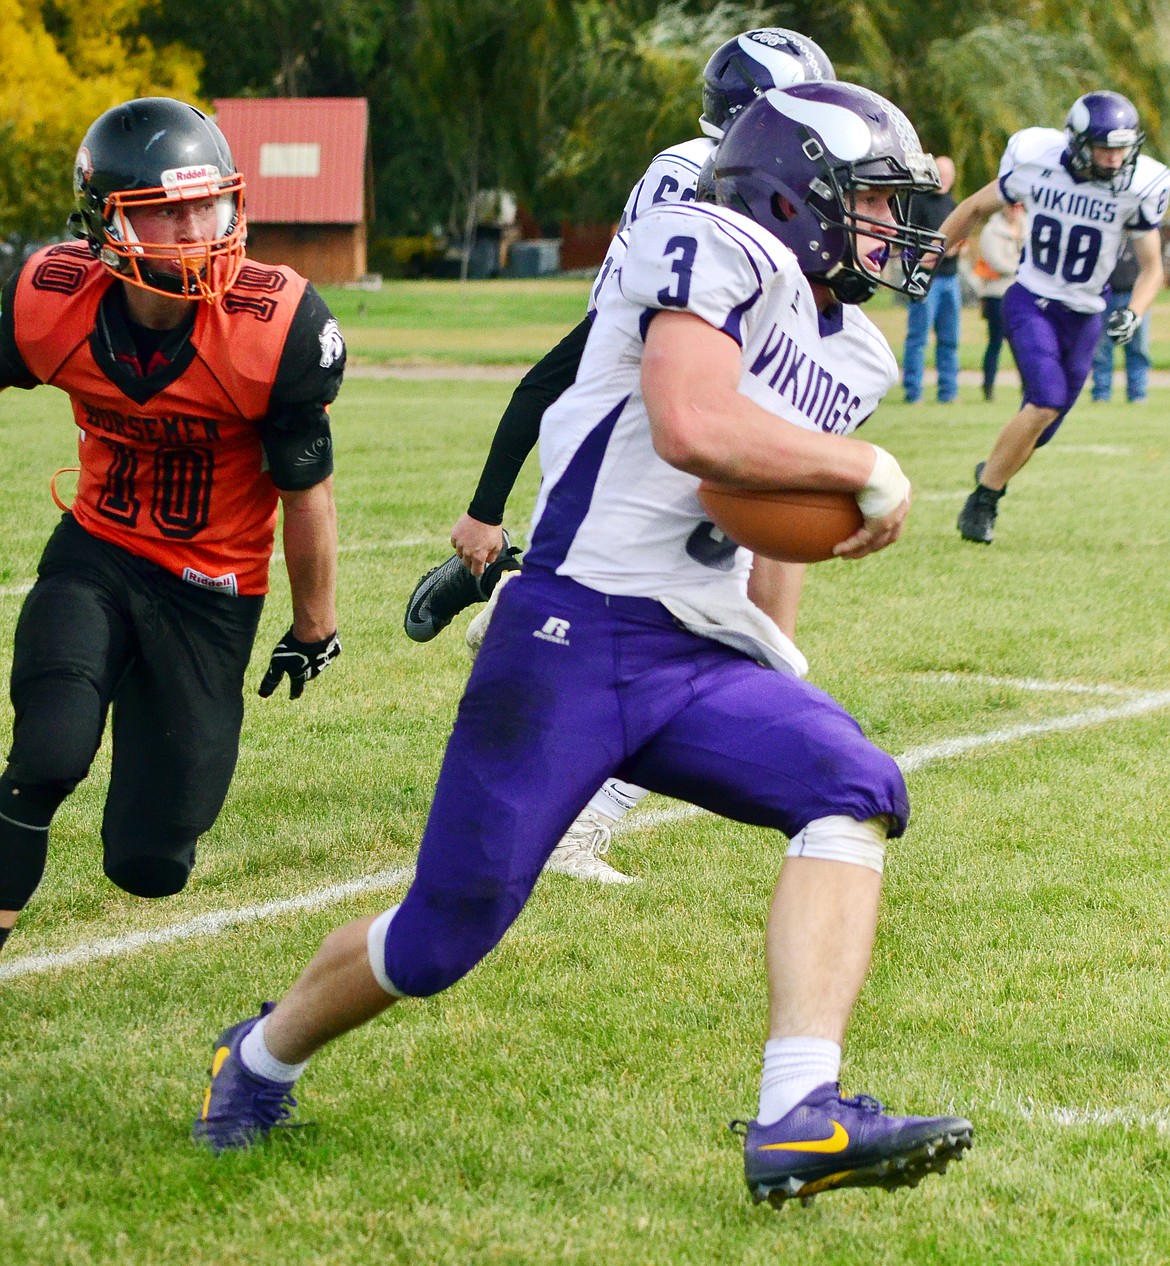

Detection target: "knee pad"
[786, 815, 888, 874]
[8, 678, 104, 792]
[0, 775, 66, 910]
[367, 905, 405, 997]
[103, 852, 193, 898]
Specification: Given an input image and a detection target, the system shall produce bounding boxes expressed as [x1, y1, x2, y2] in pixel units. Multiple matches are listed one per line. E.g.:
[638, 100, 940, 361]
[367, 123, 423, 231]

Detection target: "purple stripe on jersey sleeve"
[525, 395, 631, 572]
[653, 152, 704, 174]
[721, 289, 762, 345]
[998, 174, 1014, 204]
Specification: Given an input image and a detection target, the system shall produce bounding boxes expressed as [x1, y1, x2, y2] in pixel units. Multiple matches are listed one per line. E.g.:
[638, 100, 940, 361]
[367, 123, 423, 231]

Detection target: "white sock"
[758, 1036, 841, 1125]
[239, 1015, 309, 1085]
[587, 779, 648, 820]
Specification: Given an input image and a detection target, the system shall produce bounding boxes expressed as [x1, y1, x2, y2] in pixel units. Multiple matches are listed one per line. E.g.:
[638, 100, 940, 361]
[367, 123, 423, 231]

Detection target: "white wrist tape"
[856, 445, 910, 520]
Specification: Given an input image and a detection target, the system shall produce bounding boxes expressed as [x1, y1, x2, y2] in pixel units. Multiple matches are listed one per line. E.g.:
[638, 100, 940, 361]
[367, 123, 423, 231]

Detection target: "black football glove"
[1106, 306, 1140, 346]
[258, 627, 341, 699]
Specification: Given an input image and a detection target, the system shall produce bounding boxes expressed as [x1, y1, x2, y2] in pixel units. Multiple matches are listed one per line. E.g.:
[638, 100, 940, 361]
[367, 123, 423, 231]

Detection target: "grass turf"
[2, 344, 1170, 1263]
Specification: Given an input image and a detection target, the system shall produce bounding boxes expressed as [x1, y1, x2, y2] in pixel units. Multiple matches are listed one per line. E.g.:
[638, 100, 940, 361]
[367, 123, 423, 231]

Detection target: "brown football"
[696, 484, 864, 563]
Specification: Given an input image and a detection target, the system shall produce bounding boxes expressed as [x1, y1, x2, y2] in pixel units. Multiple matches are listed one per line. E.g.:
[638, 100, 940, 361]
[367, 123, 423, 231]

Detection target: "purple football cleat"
[192, 1003, 299, 1153]
[734, 1081, 973, 1206]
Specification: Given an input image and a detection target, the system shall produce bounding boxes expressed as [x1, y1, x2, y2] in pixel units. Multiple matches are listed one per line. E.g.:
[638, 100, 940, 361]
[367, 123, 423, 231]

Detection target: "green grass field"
[3, 287, 1170, 1265]
[329, 278, 1170, 375]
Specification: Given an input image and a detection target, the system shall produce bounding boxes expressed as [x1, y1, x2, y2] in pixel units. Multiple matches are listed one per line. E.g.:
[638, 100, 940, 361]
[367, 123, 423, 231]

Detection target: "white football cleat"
[543, 808, 638, 884]
[465, 568, 519, 658]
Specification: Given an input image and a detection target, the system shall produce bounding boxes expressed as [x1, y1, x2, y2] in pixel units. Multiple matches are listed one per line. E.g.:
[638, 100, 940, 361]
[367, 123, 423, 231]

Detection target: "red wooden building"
[213, 97, 371, 286]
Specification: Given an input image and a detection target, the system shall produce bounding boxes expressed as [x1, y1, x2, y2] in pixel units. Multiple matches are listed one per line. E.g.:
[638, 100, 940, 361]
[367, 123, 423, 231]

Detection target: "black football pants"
[4, 515, 263, 897]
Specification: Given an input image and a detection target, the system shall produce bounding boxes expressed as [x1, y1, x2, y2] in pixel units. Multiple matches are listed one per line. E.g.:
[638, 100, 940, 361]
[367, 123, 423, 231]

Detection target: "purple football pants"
[1003, 283, 1104, 446]
[382, 570, 908, 997]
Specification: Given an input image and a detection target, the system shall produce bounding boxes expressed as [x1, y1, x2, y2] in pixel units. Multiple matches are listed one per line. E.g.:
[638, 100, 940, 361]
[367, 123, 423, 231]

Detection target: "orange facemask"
[98, 175, 247, 303]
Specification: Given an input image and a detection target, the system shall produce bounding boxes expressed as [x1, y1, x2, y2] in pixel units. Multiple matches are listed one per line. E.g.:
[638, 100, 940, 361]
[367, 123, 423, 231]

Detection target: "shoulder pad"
[620, 203, 795, 343]
[1003, 127, 1065, 171]
[621, 136, 717, 227]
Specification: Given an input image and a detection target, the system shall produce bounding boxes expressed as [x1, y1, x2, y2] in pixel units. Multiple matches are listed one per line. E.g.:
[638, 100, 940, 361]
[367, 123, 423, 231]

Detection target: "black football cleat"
[957, 463, 1005, 544]
[404, 531, 523, 642]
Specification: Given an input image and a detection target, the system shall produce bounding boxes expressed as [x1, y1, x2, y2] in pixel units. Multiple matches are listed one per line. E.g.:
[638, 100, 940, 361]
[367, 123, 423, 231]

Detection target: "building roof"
[213, 98, 368, 226]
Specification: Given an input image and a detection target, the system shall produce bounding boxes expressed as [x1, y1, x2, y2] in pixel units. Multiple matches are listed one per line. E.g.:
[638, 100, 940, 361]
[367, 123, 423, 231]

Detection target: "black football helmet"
[69, 97, 246, 302]
[713, 84, 944, 305]
[700, 29, 835, 140]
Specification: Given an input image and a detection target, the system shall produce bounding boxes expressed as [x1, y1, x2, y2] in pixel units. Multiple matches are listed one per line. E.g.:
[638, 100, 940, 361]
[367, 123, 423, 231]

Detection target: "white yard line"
[0, 867, 414, 982]
[5, 679, 1170, 983]
[897, 690, 1170, 773]
[2, 537, 446, 598]
[1029, 1103, 1170, 1134]
[917, 672, 1147, 698]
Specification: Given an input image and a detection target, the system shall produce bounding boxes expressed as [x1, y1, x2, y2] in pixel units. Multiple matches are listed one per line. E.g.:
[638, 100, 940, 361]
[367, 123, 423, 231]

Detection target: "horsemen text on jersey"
[12, 244, 307, 594]
[998, 128, 1170, 314]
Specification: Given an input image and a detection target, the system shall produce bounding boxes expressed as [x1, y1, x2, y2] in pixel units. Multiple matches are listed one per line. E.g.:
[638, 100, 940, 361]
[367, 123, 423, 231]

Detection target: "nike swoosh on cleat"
[759, 1119, 849, 1153]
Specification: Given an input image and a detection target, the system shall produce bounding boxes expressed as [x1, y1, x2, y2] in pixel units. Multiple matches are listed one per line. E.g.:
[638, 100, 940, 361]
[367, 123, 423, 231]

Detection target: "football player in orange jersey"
[0, 97, 344, 953]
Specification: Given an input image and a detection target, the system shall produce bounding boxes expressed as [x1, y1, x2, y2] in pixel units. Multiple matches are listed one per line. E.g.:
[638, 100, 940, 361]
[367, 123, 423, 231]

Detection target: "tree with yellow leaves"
[0, 0, 203, 244]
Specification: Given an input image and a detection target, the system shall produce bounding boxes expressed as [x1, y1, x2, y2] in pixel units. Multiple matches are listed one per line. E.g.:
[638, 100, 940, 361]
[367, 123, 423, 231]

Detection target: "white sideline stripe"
[6, 684, 1170, 983]
[918, 672, 1147, 698]
[2, 538, 448, 597]
[897, 690, 1170, 773]
[622, 687, 1170, 832]
[1032, 1105, 1170, 1134]
[0, 866, 415, 983]
[967, 1095, 1170, 1135]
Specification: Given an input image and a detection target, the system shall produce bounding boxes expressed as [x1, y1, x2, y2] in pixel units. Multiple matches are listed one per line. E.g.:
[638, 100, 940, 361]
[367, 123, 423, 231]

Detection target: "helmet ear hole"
[771, 192, 798, 223]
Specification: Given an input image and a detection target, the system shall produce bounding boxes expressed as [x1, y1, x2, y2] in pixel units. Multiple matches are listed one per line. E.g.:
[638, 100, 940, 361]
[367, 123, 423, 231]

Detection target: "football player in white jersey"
[195, 83, 975, 1211]
[404, 28, 835, 882]
[936, 91, 1170, 544]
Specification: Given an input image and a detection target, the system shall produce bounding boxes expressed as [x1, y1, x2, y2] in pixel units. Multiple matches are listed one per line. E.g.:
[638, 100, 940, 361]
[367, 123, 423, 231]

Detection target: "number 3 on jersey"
[658, 236, 698, 307]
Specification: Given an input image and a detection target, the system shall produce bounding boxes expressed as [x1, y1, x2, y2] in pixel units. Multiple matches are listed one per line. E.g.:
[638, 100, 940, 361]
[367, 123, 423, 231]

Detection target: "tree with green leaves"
[0, 0, 201, 245]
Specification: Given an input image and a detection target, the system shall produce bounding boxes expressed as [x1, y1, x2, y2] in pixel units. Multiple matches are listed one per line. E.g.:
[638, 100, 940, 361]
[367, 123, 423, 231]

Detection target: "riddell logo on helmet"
[161, 166, 221, 195]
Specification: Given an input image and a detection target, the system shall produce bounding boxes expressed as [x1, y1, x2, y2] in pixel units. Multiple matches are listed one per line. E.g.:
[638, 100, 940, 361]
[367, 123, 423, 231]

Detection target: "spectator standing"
[971, 203, 1024, 400]
[903, 156, 960, 403]
[1091, 236, 1152, 403]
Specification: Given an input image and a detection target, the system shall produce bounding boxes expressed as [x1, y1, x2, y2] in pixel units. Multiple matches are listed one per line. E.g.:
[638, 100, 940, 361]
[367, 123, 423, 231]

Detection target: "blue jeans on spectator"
[1091, 288, 1150, 402]
[903, 272, 961, 403]
[980, 296, 1008, 398]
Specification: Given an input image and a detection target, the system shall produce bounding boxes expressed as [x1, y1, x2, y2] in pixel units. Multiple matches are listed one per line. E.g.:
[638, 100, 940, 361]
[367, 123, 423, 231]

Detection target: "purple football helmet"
[1064, 91, 1143, 192]
[712, 83, 944, 304]
[700, 29, 835, 139]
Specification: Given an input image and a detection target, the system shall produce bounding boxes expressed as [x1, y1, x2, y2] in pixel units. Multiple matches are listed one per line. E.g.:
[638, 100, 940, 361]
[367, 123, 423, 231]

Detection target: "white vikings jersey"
[588, 137, 715, 318]
[528, 201, 897, 675]
[998, 127, 1170, 313]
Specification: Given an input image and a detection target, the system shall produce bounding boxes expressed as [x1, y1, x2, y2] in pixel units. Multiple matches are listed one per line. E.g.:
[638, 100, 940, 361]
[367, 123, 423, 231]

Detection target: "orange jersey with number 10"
[14, 243, 309, 595]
